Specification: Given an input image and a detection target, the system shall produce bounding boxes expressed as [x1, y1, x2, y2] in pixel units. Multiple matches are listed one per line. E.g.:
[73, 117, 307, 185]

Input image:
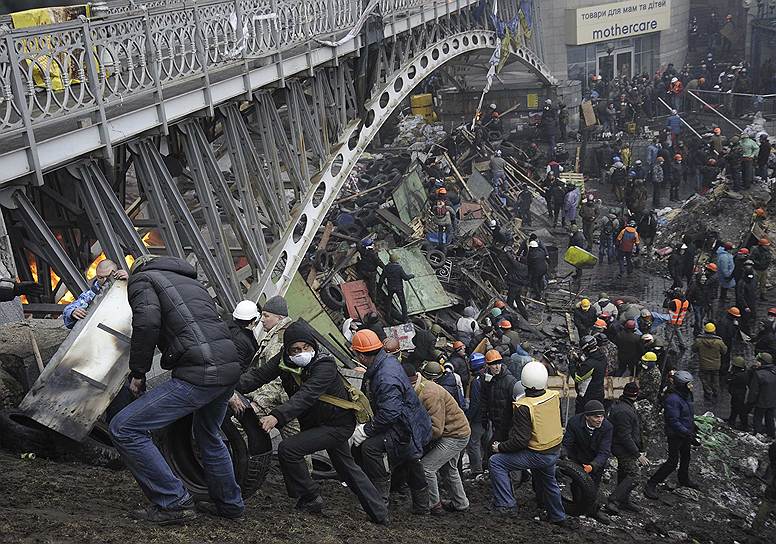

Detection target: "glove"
[582, 464, 593, 474]
[689, 434, 701, 447]
[13, 281, 44, 297]
[637, 452, 651, 467]
[349, 423, 368, 447]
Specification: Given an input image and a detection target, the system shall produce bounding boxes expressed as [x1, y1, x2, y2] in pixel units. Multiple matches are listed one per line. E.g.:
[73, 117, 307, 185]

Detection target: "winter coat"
[716, 247, 736, 288]
[734, 254, 750, 283]
[736, 275, 758, 313]
[716, 314, 740, 350]
[237, 349, 355, 431]
[448, 352, 470, 391]
[670, 161, 686, 186]
[436, 371, 465, 408]
[758, 140, 772, 166]
[727, 367, 750, 400]
[608, 397, 642, 457]
[579, 202, 599, 223]
[740, 136, 760, 159]
[755, 325, 776, 358]
[379, 262, 413, 292]
[692, 333, 727, 371]
[527, 246, 548, 277]
[562, 413, 613, 471]
[364, 350, 432, 461]
[465, 373, 484, 422]
[666, 114, 682, 135]
[563, 188, 580, 221]
[356, 246, 383, 276]
[748, 364, 776, 409]
[652, 162, 664, 185]
[127, 256, 241, 386]
[615, 330, 643, 368]
[592, 299, 619, 320]
[751, 245, 771, 272]
[226, 319, 259, 372]
[414, 377, 471, 440]
[573, 306, 597, 337]
[505, 259, 529, 287]
[573, 350, 607, 403]
[481, 368, 521, 441]
[668, 252, 685, 281]
[663, 390, 695, 438]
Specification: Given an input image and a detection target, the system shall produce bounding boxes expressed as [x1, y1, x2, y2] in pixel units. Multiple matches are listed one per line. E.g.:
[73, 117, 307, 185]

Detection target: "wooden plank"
[547, 374, 633, 400]
[307, 221, 334, 287]
[375, 208, 413, 238]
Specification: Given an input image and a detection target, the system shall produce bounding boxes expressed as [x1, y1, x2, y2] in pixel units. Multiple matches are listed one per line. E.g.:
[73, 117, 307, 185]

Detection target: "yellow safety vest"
[514, 390, 563, 451]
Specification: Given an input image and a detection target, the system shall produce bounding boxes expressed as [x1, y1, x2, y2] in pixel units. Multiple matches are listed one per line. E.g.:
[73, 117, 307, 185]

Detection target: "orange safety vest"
[669, 299, 689, 325]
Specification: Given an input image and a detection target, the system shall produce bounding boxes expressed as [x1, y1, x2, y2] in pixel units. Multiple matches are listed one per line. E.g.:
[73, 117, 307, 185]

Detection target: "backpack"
[280, 361, 374, 423]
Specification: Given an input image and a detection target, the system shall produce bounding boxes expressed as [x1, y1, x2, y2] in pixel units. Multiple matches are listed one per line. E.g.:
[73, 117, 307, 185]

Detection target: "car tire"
[555, 459, 597, 515]
[0, 409, 57, 456]
[320, 284, 345, 310]
[311, 452, 339, 480]
[426, 249, 447, 269]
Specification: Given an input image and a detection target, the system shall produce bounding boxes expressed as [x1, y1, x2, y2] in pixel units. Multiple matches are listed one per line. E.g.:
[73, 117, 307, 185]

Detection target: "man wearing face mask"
[234, 320, 387, 522]
[644, 370, 701, 499]
[231, 296, 301, 442]
[349, 329, 432, 514]
[62, 259, 128, 328]
[754, 308, 776, 360]
[736, 264, 759, 334]
[226, 300, 260, 371]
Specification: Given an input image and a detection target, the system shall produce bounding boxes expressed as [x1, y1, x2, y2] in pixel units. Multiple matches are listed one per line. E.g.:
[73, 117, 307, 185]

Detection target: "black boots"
[644, 481, 659, 500]
[132, 498, 198, 525]
[410, 486, 430, 515]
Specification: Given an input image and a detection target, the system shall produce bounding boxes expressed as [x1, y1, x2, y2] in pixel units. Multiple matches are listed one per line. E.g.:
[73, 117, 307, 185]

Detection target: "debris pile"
[390, 114, 447, 150]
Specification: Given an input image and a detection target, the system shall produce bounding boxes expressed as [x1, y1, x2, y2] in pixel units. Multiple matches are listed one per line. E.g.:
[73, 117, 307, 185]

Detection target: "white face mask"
[484, 373, 493, 382]
[290, 351, 315, 367]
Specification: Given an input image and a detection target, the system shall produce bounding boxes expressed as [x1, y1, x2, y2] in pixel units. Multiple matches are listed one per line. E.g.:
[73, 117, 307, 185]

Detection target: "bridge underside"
[0, 2, 555, 313]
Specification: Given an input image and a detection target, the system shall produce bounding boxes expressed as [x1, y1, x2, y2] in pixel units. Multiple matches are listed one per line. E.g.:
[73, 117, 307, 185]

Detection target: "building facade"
[533, 0, 690, 89]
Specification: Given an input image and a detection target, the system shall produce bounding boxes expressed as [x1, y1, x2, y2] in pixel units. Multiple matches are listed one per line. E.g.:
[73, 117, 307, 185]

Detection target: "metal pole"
[686, 90, 744, 133]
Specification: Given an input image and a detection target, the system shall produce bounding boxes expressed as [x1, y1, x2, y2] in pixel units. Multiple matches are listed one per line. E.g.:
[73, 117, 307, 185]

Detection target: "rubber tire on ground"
[419, 240, 435, 254]
[354, 208, 377, 228]
[319, 284, 345, 310]
[555, 459, 597, 515]
[0, 409, 57, 456]
[158, 410, 272, 502]
[52, 420, 125, 470]
[336, 223, 363, 239]
[426, 249, 447, 269]
[311, 452, 339, 480]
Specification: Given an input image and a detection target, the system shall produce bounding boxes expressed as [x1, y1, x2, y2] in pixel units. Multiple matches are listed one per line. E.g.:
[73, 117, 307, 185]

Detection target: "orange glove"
[583, 464, 593, 474]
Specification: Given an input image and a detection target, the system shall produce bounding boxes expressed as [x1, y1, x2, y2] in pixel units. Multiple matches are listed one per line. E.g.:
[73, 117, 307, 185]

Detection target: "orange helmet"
[755, 208, 767, 217]
[705, 263, 718, 272]
[713, 127, 721, 135]
[494, 300, 506, 309]
[452, 341, 465, 350]
[759, 238, 770, 246]
[674, 154, 682, 161]
[727, 307, 741, 317]
[437, 187, 447, 196]
[500, 320, 512, 329]
[351, 330, 383, 353]
[485, 349, 503, 363]
[593, 319, 607, 329]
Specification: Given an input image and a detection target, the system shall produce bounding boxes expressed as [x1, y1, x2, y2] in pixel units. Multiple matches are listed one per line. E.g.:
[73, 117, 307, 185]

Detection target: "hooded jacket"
[716, 246, 736, 288]
[692, 333, 728, 371]
[748, 363, 776, 409]
[664, 388, 695, 438]
[127, 256, 241, 386]
[364, 350, 432, 461]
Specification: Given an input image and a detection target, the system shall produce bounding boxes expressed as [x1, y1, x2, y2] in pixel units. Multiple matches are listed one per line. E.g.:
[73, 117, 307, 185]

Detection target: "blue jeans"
[489, 449, 565, 522]
[109, 378, 244, 515]
[598, 236, 613, 263]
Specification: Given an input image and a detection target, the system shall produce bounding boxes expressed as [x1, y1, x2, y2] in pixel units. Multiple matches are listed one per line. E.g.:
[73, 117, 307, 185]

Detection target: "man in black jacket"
[379, 252, 415, 324]
[227, 300, 259, 371]
[606, 383, 649, 514]
[356, 239, 384, 302]
[236, 320, 387, 523]
[109, 256, 244, 524]
[572, 336, 608, 414]
[562, 400, 613, 524]
[749, 352, 776, 438]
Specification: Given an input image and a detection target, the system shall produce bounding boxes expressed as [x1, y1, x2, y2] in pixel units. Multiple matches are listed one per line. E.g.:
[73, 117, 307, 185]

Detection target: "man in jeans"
[110, 255, 244, 524]
[404, 363, 471, 514]
[489, 361, 567, 525]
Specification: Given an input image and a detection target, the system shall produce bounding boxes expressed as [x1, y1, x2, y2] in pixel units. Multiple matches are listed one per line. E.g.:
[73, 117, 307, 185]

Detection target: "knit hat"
[731, 356, 746, 368]
[264, 295, 288, 317]
[463, 306, 477, 318]
[623, 382, 640, 398]
[282, 320, 318, 355]
[584, 400, 605, 416]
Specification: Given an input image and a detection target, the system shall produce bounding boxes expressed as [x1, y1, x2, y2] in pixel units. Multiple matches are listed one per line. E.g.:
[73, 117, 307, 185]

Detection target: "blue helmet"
[469, 352, 486, 371]
[361, 238, 374, 248]
[612, 155, 622, 163]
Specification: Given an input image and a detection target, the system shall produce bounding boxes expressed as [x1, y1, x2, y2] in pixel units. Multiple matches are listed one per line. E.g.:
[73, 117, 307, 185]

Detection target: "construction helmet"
[674, 154, 682, 161]
[642, 351, 658, 362]
[624, 319, 637, 330]
[673, 370, 694, 386]
[705, 263, 718, 272]
[420, 361, 444, 380]
[641, 334, 654, 343]
[437, 187, 447, 196]
[470, 352, 486, 371]
[768, 307, 776, 317]
[351, 330, 383, 353]
[485, 349, 503, 364]
[738, 248, 750, 255]
[760, 238, 771, 246]
[755, 208, 767, 217]
[713, 127, 721, 135]
[593, 319, 607, 329]
[233, 300, 259, 321]
[452, 341, 465, 351]
[580, 298, 591, 310]
[494, 300, 507, 309]
[727, 306, 741, 317]
[521, 360, 549, 390]
[580, 335, 597, 352]
[704, 323, 716, 333]
[500, 320, 512, 329]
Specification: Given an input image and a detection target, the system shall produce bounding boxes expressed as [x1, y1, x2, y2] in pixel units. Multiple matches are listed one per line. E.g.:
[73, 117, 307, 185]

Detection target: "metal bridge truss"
[0, 0, 556, 311]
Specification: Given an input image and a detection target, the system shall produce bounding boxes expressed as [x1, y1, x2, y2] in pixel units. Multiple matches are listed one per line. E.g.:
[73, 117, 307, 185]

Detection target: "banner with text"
[565, 0, 671, 45]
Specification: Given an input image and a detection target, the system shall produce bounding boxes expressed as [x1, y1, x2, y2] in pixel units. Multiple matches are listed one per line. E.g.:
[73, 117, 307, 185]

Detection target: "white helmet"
[521, 360, 549, 390]
[529, 240, 539, 248]
[489, 103, 497, 110]
[233, 300, 259, 321]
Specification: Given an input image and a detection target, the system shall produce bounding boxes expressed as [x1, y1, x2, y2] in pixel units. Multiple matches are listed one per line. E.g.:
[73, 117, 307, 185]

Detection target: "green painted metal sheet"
[392, 164, 427, 224]
[378, 246, 453, 315]
[285, 273, 347, 349]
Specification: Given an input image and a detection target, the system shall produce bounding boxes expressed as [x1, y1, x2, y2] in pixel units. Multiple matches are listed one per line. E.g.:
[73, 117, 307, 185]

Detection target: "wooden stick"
[307, 221, 334, 287]
[335, 178, 395, 205]
[28, 329, 44, 374]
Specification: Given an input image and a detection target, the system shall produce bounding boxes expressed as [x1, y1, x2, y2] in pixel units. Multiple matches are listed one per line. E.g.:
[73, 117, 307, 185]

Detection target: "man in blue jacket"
[62, 259, 127, 328]
[349, 329, 433, 514]
[465, 353, 488, 477]
[716, 243, 736, 301]
[562, 400, 613, 524]
[644, 370, 700, 499]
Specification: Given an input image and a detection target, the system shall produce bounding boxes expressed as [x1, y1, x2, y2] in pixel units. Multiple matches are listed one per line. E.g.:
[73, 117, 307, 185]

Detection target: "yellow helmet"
[704, 323, 716, 334]
[641, 351, 658, 362]
[580, 298, 591, 310]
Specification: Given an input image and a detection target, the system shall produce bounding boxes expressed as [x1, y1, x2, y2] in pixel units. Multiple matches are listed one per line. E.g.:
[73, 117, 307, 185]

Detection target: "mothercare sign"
[565, 0, 671, 45]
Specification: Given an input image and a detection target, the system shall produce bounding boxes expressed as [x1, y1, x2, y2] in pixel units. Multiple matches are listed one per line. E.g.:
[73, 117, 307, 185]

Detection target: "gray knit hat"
[263, 295, 288, 317]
